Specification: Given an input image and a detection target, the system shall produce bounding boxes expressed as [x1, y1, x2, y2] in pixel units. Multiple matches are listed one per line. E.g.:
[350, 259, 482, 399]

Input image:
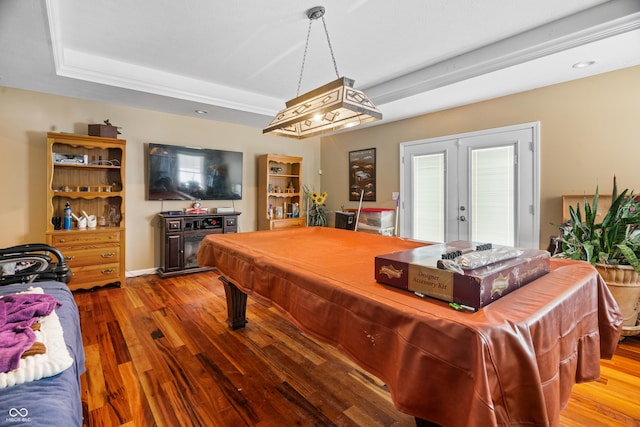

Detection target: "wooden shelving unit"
[258, 154, 305, 230]
[45, 132, 126, 291]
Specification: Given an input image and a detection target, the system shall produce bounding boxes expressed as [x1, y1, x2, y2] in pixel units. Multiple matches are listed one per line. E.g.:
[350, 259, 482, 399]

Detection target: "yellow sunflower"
[311, 191, 319, 201]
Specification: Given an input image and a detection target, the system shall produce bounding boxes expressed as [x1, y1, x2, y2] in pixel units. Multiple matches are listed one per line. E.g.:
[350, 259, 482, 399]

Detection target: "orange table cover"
[198, 227, 622, 427]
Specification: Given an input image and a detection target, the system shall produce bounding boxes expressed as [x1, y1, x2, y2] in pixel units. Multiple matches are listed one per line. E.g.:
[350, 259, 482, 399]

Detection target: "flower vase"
[309, 206, 328, 226]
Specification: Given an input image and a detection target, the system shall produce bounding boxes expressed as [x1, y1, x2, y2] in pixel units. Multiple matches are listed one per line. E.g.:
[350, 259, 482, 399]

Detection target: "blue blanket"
[0, 282, 85, 426]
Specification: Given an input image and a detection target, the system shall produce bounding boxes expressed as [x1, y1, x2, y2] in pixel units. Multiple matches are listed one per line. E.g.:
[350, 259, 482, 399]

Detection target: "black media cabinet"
[157, 212, 240, 278]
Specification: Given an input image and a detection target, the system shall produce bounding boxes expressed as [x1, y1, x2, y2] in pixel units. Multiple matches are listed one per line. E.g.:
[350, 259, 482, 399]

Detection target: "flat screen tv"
[147, 143, 243, 201]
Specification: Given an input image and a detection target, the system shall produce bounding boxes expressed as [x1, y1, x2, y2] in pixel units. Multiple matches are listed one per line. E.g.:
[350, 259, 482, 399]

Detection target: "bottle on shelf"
[64, 201, 72, 230]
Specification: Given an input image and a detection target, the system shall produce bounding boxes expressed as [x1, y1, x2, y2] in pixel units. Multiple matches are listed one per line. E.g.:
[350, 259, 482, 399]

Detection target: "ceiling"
[2, 0, 640, 133]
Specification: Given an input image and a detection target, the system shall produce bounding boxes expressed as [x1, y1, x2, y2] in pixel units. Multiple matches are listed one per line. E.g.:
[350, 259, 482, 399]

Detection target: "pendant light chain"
[296, 19, 314, 97]
[320, 16, 341, 80]
[296, 13, 341, 97]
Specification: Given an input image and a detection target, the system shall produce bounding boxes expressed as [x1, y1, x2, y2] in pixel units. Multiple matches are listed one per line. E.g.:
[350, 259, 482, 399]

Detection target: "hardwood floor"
[74, 272, 640, 427]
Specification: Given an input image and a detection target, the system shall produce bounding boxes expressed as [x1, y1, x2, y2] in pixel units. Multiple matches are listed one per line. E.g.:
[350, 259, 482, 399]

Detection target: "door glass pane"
[470, 146, 514, 246]
[413, 153, 445, 242]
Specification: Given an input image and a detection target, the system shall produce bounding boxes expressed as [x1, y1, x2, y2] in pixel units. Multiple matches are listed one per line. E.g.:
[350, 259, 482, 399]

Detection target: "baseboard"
[126, 268, 158, 278]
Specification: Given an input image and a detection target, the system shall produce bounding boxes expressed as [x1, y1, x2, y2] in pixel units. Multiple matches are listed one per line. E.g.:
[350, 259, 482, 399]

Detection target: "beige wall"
[0, 86, 321, 272]
[319, 65, 640, 248]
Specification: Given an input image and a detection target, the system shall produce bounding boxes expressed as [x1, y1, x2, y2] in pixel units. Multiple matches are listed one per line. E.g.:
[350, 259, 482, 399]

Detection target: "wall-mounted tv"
[147, 143, 243, 201]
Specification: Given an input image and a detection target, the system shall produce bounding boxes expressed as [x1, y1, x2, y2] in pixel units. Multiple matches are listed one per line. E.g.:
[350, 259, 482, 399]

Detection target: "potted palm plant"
[556, 177, 640, 336]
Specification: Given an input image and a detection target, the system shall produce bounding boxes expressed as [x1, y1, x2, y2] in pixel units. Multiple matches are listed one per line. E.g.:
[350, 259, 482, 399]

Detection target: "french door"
[399, 122, 539, 248]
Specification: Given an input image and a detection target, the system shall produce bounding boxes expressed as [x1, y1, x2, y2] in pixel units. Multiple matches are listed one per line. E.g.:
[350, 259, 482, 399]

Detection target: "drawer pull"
[59, 239, 66, 243]
[101, 252, 116, 258]
[64, 255, 75, 261]
[101, 269, 115, 275]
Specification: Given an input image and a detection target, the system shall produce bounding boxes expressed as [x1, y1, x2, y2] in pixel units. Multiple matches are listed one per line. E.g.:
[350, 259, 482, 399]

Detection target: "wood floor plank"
[86, 406, 114, 427]
[117, 361, 155, 427]
[76, 271, 640, 426]
[137, 373, 184, 427]
[110, 288, 155, 373]
[150, 308, 186, 349]
[107, 320, 132, 365]
[83, 343, 107, 409]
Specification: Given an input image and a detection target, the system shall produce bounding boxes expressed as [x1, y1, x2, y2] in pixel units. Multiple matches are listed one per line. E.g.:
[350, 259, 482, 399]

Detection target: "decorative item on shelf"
[262, 6, 382, 139]
[186, 201, 208, 214]
[53, 153, 88, 165]
[286, 181, 295, 193]
[81, 210, 97, 229]
[106, 205, 121, 227]
[554, 176, 640, 338]
[304, 185, 329, 226]
[88, 119, 122, 138]
[71, 212, 86, 229]
[51, 216, 62, 230]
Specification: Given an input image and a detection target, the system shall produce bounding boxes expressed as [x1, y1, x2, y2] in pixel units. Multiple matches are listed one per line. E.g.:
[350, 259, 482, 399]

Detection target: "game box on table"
[374, 240, 550, 310]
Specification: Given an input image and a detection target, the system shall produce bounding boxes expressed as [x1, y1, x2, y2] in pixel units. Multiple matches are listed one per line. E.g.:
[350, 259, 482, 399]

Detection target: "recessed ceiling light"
[195, 109, 208, 114]
[572, 61, 595, 69]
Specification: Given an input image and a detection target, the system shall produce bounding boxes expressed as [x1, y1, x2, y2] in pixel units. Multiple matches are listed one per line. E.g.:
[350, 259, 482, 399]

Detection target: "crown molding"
[365, 0, 640, 104]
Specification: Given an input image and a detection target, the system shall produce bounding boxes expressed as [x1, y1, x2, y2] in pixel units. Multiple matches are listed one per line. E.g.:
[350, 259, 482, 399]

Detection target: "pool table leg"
[219, 276, 248, 330]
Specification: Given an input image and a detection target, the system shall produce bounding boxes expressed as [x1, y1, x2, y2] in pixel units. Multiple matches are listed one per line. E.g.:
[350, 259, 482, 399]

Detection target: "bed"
[0, 244, 85, 426]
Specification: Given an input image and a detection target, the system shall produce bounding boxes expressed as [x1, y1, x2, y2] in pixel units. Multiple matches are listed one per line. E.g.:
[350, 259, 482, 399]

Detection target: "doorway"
[399, 122, 540, 248]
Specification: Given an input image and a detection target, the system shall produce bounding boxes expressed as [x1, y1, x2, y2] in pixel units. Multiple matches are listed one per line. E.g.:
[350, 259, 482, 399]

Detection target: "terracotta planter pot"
[596, 263, 640, 336]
